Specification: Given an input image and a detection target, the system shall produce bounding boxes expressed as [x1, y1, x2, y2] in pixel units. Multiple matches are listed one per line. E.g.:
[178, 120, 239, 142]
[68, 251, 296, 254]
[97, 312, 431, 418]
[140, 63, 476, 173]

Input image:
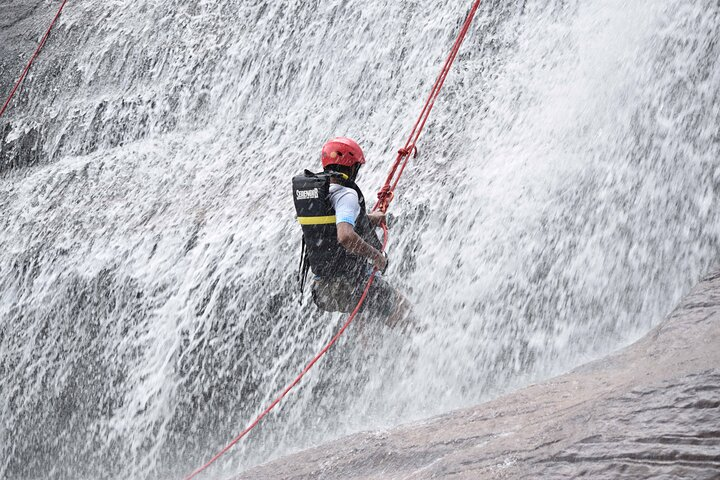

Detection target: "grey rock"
[0, 0, 53, 171]
[238, 271, 720, 479]
[0, 0, 47, 94]
[0, 121, 44, 169]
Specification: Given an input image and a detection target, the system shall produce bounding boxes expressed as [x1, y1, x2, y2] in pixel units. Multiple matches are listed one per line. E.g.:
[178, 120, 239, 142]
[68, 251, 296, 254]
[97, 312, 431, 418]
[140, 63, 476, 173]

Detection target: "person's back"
[292, 137, 411, 326]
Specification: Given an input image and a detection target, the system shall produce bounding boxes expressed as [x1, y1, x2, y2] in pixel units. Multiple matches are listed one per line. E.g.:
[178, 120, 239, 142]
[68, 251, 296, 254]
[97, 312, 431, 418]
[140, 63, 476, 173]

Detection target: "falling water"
[1, 0, 718, 478]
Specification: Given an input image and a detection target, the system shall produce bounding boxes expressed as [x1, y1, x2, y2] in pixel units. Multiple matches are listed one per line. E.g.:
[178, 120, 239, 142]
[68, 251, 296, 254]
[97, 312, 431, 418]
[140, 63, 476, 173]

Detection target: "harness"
[292, 170, 382, 297]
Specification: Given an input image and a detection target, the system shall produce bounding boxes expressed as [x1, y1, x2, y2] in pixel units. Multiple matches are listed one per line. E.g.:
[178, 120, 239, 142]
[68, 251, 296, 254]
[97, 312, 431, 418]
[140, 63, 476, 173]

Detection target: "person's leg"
[364, 276, 415, 330]
[311, 278, 357, 313]
[313, 276, 415, 331]
[386, 289, 414, 330]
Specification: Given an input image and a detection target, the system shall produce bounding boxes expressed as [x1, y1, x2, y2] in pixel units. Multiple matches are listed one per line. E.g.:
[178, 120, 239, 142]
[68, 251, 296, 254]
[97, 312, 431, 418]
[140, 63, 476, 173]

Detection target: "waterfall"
[1, 1, 718, 478]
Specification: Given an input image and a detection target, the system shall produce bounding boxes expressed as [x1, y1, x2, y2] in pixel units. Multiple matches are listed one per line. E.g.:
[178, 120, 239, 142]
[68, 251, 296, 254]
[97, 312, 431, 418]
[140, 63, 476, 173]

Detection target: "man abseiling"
[292, 137, 410, 326]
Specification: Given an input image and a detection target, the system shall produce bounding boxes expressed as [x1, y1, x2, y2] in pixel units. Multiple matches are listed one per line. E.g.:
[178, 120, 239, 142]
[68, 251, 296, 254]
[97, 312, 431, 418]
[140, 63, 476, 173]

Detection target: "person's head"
[321, 137, 365, 181]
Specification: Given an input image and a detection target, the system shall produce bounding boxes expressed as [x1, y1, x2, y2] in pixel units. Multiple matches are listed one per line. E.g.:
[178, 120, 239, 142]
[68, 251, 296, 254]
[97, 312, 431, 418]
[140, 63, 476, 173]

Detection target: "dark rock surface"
[0, 0, 48, 95]
[238, 271, 720, 479]
[0, 0, 53, 171]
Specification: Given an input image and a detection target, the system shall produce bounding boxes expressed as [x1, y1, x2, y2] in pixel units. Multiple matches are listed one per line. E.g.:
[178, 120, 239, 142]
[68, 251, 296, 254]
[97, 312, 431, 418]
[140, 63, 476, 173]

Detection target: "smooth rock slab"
[238, 271, 720, 479]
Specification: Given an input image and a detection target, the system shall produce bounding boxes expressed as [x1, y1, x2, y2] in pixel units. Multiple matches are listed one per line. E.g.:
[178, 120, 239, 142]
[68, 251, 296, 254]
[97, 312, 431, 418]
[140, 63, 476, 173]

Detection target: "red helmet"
[321, 137, 366, 169]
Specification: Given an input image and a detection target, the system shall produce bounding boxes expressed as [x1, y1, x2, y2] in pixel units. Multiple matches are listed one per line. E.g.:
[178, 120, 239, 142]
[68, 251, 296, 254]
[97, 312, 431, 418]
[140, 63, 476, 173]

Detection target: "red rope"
[183, 225, 389, 480]
[0, 0, 69, 119]
[183, 1, 481, 478]
[376, 0, 482, 213]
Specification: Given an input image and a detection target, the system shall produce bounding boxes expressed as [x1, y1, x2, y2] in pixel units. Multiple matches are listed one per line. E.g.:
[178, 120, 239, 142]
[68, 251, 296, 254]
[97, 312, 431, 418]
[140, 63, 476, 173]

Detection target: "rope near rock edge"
[0, 0, 69, 118]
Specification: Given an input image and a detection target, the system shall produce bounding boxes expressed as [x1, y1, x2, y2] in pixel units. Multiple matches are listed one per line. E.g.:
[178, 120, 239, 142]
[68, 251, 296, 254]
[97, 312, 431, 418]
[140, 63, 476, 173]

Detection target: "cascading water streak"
[0, 0, 718, 479]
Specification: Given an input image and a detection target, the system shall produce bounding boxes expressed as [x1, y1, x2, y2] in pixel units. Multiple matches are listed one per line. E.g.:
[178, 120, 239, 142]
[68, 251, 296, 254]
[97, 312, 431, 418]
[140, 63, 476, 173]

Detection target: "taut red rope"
[376, 0, 482, 213]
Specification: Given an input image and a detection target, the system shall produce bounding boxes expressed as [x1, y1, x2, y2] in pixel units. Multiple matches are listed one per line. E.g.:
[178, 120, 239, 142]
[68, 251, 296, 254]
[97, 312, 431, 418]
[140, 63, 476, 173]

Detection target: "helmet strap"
[324, 164, 359, 183]
[350, 163, 362, 182]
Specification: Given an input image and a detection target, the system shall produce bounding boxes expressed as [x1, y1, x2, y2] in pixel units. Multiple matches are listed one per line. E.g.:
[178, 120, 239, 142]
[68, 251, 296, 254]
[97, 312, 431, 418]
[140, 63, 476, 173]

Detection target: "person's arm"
[337, 222, 387, 271]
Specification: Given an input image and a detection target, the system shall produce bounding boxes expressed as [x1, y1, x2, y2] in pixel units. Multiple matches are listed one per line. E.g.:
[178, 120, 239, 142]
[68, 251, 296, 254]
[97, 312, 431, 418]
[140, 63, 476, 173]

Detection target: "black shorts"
[311, 274, 399, 319]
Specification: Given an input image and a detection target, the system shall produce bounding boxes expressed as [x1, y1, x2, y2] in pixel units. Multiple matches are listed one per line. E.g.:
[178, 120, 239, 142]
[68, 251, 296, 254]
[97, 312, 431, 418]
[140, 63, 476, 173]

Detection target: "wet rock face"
[0, 0, 45, 92]
[238, 271, 720, 480]
[0, 0, 50, 173]
[1, 123, 46, 170]
[537, 374, 720, 479]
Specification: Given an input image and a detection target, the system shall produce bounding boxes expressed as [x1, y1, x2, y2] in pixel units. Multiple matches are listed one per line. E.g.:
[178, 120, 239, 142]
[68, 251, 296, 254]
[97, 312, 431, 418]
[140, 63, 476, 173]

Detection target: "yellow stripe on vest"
[297, 215, 337, 225]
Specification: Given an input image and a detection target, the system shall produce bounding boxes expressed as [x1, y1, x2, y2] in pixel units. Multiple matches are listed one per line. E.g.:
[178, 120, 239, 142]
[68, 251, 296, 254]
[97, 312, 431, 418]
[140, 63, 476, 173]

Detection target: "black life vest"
[292, 170, 382, 284]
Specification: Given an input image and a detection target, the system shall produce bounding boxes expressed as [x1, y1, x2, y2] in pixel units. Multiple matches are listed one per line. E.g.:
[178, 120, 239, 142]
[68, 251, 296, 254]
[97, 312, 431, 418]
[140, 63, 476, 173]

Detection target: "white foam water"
[0, 0, 718, 478]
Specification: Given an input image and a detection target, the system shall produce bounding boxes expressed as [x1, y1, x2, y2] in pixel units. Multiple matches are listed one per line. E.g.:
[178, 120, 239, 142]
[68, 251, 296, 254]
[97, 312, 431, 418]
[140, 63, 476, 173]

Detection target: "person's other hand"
[368, 211, 387, 227]
[373, 251, 388, 272]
